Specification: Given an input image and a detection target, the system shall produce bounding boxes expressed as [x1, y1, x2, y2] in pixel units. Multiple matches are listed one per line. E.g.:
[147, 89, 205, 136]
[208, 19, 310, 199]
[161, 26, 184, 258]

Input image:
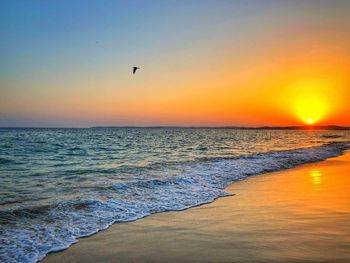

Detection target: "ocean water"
[0, 128, 349, 263]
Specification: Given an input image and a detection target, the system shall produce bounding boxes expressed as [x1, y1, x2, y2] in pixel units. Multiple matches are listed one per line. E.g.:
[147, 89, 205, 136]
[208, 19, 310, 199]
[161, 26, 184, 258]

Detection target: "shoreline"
[42, 150, 350, 263]
[3, 141, 349, 263]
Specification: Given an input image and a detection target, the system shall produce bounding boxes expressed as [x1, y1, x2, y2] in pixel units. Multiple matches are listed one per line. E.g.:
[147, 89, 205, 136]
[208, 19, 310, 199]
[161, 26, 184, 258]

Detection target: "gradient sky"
[1, 0, 350, 127]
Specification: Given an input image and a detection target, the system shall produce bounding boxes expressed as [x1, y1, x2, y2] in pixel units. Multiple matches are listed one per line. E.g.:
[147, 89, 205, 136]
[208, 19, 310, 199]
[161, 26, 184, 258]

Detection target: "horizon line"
[0, 125, 349, 130]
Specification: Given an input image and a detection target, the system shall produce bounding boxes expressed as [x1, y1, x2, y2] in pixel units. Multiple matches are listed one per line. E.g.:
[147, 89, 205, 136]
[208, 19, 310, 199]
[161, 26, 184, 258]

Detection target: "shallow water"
[0, 128, 349, 263]
[48, 152, 350, 263]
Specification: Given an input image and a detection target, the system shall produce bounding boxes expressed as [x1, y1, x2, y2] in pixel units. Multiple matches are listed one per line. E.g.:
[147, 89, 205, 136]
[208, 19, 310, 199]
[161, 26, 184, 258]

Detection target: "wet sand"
[43, 151, 350, 263]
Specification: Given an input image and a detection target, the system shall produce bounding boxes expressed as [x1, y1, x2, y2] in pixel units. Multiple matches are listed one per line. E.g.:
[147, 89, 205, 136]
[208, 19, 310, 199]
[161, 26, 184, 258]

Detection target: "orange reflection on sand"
[310, 170, 322, 186]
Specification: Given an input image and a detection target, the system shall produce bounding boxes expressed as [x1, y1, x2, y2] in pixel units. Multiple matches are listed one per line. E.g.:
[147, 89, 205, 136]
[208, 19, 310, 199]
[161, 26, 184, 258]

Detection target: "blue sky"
[1, 1, 350, 127]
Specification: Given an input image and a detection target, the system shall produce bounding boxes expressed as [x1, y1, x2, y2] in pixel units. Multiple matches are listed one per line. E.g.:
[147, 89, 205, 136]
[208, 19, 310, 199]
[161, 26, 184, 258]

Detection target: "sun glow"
[287, 79, 337, 125]
[295, 96, 327, 125]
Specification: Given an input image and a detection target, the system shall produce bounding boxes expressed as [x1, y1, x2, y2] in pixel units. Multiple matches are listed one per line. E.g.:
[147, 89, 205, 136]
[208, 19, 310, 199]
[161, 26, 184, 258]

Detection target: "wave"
[0, 141, 349, 263]
[0, 157, 18, 165]
[321, 134, 344, 139]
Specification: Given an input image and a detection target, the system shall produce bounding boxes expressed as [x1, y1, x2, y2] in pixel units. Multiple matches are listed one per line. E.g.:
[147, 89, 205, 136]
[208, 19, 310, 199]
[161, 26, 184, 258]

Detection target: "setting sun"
[285, 79, 341, 125]
[296, 96, 327, 125]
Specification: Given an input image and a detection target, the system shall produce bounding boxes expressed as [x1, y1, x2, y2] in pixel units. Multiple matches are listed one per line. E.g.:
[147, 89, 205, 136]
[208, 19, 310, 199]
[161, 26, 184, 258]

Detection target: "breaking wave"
[0, 141, 349, 263]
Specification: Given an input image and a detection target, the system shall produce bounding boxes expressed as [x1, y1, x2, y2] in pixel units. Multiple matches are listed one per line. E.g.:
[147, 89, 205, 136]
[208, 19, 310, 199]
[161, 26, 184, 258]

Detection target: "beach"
[2, 1, 350, 262]
[42, 151, 350, 263]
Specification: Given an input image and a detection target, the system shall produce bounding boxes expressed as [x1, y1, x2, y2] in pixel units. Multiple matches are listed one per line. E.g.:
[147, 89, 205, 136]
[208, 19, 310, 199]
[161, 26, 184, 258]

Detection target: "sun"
[294, 94, 327, 125]
[287, 79, 335, 125]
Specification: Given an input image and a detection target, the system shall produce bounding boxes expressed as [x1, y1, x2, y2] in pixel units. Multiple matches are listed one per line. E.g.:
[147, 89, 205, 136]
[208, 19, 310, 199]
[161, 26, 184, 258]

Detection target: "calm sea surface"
[0, 128, 349, 263]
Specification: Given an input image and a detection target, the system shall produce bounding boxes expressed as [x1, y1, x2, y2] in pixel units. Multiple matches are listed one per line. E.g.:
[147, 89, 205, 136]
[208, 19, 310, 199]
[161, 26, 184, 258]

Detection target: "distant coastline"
[1, 125, 350, 130]
[90, 125, 350, 130]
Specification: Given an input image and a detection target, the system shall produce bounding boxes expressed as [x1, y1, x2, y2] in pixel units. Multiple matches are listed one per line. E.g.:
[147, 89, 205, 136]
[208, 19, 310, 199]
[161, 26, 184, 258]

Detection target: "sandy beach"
[42, 151, 350, 263]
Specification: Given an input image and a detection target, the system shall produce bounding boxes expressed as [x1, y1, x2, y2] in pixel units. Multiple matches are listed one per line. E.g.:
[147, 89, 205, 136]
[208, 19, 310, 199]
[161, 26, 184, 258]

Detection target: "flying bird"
[132, 67, 140, 74]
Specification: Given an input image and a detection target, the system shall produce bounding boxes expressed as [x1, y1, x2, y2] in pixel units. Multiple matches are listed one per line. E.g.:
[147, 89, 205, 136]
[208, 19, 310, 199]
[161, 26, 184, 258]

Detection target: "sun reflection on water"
[310, 170, 322, 186]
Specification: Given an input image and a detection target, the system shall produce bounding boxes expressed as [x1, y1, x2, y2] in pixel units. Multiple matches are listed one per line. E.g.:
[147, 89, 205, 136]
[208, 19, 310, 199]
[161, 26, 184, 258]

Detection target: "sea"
[0, 128, 349, 263]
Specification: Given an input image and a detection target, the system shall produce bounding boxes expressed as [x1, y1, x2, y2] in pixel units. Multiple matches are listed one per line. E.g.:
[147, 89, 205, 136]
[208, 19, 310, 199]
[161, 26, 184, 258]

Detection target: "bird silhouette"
[132, 67, 140, 74]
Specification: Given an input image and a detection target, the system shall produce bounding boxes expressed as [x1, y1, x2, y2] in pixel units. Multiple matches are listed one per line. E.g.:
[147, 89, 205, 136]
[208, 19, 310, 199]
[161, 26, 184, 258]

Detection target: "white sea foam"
[0, 141, 349, 263]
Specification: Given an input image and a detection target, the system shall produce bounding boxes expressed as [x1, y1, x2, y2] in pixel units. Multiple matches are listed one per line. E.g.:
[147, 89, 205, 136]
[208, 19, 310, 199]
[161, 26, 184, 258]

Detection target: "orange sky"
[1, 1, 349, 127]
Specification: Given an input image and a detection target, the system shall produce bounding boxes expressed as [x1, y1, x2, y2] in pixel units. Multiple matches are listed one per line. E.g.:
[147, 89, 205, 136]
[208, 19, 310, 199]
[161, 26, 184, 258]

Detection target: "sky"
[1, 0, 350, 127]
